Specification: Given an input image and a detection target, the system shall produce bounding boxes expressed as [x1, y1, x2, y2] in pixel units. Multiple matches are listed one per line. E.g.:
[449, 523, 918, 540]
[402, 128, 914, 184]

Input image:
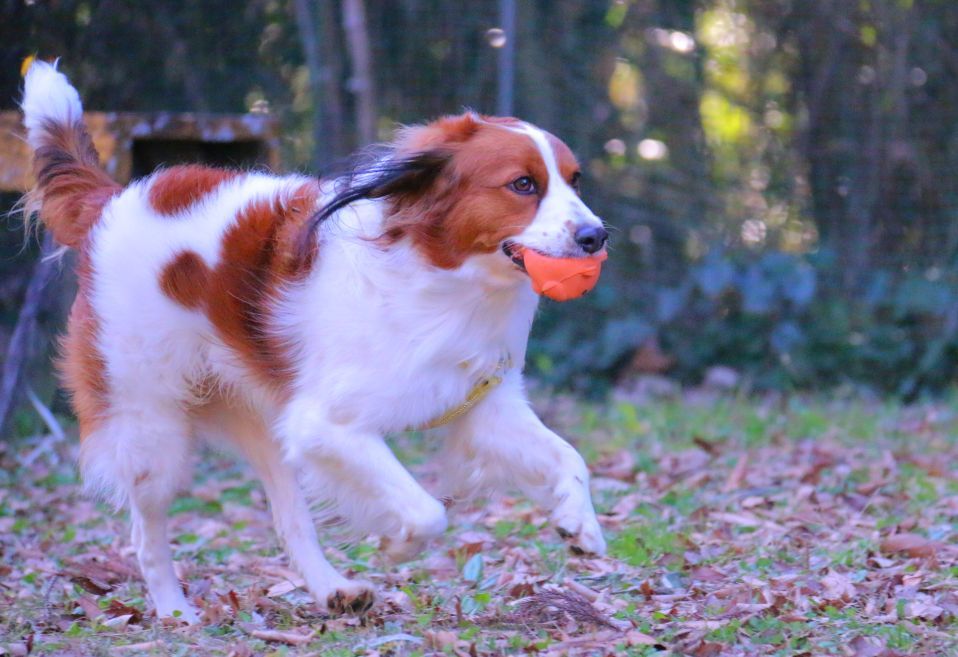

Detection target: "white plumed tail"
[21, 59, 84, 150]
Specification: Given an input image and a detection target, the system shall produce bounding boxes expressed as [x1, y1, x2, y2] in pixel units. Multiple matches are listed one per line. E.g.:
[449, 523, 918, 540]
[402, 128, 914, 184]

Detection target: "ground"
[1, 390, 957, 656]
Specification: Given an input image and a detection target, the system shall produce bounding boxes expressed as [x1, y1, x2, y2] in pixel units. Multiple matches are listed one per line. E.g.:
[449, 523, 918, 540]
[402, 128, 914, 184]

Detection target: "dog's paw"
[554, 509, 606, 556]
[325, 580, 376, 616]
[379, 496, 448, 563]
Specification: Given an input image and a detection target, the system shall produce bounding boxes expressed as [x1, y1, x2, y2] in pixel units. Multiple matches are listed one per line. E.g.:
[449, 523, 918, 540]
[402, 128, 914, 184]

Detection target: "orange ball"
[518, 248, 608, 302]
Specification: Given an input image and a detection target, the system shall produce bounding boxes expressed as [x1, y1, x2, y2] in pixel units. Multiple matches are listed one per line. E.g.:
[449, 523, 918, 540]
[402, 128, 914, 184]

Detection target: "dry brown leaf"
[424, 629, 461, 650]
[691, 566, 726, 583]
[880, 533, 938, 558]
[111, 641, 163, 653]
[102, 614, 134, 629]
[249, 629, 315, 645]
[512, 589, 616, 629]
[692, 641, 724, 657]
[904, 596, 944, 620]
[850, 636, 886, 657]
[624, 630, 658, 646]
[265, 580, 300, 598]
[722, 454, 749, 492]
[711, 511, 761, 527]
[105, 599, 143, 624]
[75, 594, 103, 620]
[821, 571, 856, 601]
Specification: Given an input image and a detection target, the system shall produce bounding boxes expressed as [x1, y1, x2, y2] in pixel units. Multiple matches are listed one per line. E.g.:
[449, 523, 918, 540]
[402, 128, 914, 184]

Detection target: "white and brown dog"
[21, 61, 608, 622]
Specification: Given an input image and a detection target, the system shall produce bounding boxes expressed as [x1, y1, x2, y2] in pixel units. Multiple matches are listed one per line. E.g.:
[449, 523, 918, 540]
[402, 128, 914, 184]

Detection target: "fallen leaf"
[624, 630, 658, 646]
[722, 454, 749, 492]
[821, 571, 856, 602]
[105, 599, 143, 624]
[851, 635, 886, 657]
[265, 580, 300, 597]
[111, 641, 163, 653]
[424, 629, 461, 650]
[880, 533, 938, 558]
[75, 594, 103, 620]
[102, 614, 134, 629]
[904, 596, 944, 620]
[249, 629, 315, 645]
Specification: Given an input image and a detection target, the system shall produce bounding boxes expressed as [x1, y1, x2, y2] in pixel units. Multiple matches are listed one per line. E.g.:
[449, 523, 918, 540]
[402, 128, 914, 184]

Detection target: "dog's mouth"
[502, 241, 528, 274]
[502, 240, 608, 301]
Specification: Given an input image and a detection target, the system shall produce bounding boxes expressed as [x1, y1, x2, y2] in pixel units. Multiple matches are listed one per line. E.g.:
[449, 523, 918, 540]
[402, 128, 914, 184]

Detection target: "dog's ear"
[394, 113, 481, 152]
[295, 112, 485, 263]
[296, 149, 453, 263]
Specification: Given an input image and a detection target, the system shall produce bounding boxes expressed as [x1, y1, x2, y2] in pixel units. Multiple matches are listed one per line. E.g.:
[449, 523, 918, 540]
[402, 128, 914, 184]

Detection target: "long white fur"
[24, 66, 607, 622]
[22, 61, 83, 149]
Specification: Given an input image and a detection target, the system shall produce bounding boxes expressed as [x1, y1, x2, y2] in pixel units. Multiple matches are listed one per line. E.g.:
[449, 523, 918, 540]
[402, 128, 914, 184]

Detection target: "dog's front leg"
[279, 399, 448, 565]
[443, 378, 606, 555]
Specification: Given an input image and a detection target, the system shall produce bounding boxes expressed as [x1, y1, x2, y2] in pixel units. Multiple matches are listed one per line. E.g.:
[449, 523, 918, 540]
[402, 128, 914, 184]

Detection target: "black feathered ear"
[296, 149, 452, 262]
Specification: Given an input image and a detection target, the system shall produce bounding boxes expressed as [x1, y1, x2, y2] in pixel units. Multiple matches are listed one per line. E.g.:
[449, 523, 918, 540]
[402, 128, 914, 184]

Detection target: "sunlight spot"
[647, 28, 696, 54]
[604, 139, 626, 157]
[741, 219, 767, 246]
[485, 28, 507, 48]
[669, 31, 696, 53]
[637, 139, 668, 161]
[608, 59, 642, 110]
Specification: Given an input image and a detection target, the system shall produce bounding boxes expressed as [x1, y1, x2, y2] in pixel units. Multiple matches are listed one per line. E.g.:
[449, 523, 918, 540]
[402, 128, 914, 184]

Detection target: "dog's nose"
[574, 225, 608, 254]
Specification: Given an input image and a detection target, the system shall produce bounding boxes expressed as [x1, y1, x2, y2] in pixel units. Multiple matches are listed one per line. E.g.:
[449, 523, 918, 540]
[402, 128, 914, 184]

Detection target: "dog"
[21, 60, 609, 622]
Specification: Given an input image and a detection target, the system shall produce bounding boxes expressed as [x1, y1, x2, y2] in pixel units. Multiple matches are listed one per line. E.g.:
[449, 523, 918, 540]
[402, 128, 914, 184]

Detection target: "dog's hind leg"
[82, 404, 198, 623]
[195, 399, 375, 615]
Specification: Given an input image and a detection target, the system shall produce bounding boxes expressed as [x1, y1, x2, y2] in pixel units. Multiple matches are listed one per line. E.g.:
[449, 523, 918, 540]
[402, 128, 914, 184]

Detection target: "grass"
[2, 390, 958, 655]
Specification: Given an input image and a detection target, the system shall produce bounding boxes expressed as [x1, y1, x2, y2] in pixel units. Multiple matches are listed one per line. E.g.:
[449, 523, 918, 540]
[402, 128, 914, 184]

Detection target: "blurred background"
[2, 0, 958, 437]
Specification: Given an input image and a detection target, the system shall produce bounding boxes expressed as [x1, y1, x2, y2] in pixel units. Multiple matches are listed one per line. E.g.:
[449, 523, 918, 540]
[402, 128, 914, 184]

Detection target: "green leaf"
[462, 553, 483, 583]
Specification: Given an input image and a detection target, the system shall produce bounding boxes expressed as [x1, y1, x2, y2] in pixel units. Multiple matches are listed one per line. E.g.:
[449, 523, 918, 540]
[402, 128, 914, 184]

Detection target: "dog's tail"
[20, 59, 119, 248]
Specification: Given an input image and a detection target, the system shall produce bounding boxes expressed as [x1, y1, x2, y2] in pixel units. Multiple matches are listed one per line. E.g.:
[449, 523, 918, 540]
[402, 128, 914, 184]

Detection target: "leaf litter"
[1, 391, 957, 655]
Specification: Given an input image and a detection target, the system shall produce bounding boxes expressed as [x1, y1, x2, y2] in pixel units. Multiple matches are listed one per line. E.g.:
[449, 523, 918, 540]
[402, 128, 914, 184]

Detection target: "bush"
[529, 247, 958, 398]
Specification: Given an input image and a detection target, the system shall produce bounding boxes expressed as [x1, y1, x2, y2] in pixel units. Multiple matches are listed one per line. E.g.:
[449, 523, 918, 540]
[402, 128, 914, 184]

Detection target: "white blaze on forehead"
[509, 123, 565, 189]
[507, 123, 594, 213]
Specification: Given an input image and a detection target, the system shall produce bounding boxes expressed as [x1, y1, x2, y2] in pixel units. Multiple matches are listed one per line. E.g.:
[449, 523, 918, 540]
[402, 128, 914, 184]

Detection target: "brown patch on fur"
[159, 251, 210, 309]
[30, 119, 120, 248]
[148, 165, 239, 216]
[59, 251, 110, 439]
[203, 181, 320, 390]
[385, 115, 581, 269]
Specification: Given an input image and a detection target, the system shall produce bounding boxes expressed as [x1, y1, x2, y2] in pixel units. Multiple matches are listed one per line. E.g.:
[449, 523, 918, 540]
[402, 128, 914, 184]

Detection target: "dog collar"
[415, 354, 512, 430]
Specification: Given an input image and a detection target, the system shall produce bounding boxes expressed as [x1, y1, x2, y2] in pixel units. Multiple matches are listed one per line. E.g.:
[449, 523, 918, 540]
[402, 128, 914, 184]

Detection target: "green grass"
[2, 390, 958, 655]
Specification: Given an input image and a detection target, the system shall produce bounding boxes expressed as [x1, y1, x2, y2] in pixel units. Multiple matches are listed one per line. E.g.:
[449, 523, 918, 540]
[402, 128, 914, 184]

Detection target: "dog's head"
[302, 112, 607, 281]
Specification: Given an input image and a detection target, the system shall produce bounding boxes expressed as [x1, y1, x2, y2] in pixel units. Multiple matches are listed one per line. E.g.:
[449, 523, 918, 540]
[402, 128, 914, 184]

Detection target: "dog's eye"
[570, 172, 581, 191]
[509, 176, 537, 195]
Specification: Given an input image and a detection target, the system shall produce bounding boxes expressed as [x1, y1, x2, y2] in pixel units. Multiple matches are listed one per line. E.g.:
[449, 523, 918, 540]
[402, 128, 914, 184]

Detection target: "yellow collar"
[415, 355, 512, 430]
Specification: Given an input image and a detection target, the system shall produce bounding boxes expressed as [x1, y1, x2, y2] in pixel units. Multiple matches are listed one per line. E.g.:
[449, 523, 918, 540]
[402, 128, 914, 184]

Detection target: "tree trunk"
[317, 0, 348, 159]
[0, 233, 59, 436]
[293, 0, 346, 168]
[341, 0, 377, 146]
[496, 0, 516, 116]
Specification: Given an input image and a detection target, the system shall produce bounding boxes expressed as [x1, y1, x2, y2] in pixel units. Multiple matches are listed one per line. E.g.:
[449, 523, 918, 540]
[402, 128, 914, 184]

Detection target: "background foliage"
[3, 0, 958, 425]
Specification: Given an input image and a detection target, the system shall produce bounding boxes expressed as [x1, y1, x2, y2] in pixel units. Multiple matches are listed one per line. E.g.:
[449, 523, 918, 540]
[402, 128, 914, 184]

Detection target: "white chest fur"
[273, 199, 539, 434]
